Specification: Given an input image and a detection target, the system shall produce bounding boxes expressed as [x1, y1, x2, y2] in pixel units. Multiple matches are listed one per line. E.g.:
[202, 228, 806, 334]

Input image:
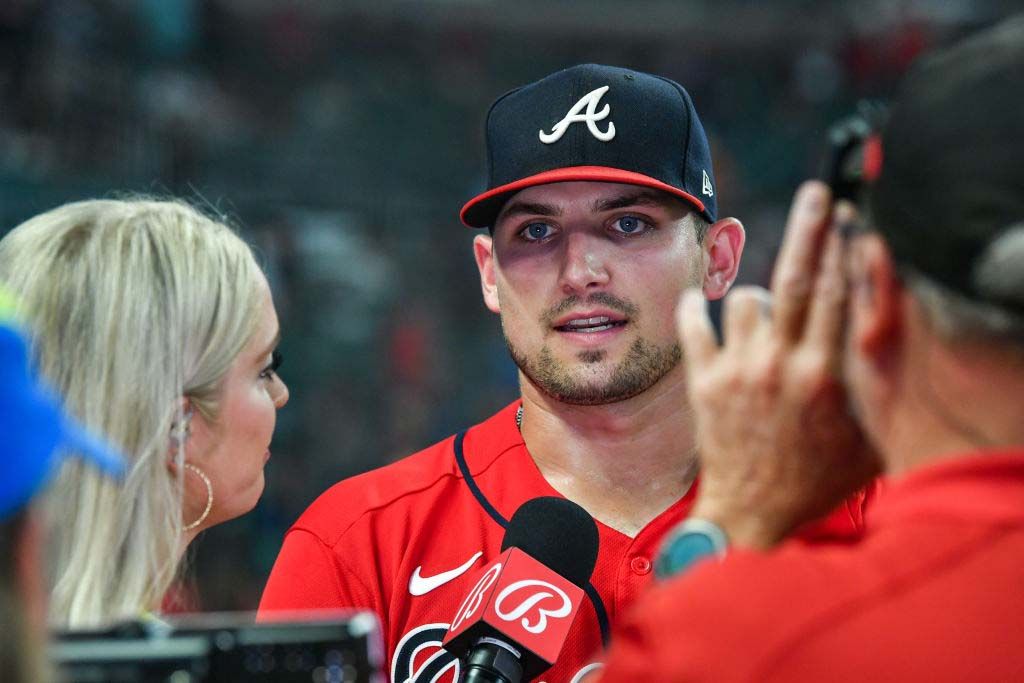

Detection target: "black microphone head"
[501, 497, 599, 589]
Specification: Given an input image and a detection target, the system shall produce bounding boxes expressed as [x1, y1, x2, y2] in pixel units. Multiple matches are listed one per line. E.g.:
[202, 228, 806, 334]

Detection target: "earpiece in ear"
[170, 407, 194, 448]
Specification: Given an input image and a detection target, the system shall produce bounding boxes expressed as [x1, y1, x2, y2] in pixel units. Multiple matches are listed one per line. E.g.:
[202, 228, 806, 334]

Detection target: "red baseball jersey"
[259, 401, 869, 682]
[600, 450, 1024, 683]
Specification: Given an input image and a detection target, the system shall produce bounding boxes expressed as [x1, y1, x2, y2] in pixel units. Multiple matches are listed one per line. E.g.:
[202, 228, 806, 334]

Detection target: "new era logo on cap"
[461, 63, 718, 228]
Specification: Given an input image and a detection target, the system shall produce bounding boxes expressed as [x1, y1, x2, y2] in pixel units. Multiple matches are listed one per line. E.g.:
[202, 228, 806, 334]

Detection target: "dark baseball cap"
[867, 15, 1024, 314]
[461, 63, 718, 229]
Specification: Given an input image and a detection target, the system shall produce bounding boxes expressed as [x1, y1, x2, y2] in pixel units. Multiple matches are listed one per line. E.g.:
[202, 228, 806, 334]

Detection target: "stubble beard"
[506, 334, 683, 406]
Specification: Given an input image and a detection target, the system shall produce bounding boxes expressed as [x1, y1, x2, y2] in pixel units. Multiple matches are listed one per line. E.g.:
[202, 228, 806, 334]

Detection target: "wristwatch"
[654, 518, 729, 580]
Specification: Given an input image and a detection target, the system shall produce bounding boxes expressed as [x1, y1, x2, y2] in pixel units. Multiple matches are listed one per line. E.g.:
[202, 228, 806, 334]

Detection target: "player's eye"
[611, 215, 652, 235]
[519, 222, 556, 241]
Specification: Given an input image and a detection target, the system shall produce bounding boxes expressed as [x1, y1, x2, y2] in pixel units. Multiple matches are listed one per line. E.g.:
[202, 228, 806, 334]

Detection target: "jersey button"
[630, 555, 652, 575]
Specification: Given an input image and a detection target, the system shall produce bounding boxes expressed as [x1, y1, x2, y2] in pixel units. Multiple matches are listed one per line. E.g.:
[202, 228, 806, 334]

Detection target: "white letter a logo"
[539, 86, 616, 144]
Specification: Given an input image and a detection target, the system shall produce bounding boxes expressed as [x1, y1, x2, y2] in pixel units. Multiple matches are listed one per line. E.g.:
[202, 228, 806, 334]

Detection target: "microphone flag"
[442, 547, 585, 679]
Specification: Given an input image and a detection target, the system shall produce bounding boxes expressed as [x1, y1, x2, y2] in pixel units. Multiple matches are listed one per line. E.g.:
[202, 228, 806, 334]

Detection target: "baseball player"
[259, 64, 869, 682]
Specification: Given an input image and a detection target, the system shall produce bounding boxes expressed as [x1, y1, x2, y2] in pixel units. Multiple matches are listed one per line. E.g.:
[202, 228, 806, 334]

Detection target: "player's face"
[475, 181, 708, 405]
[185, 275, 289, 529]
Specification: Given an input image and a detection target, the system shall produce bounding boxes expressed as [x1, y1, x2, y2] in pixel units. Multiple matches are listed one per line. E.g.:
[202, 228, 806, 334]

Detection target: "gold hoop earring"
[183, 463, 213, 531]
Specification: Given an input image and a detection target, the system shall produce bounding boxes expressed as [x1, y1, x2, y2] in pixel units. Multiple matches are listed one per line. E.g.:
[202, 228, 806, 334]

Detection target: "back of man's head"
[868, 14, 1024, 344]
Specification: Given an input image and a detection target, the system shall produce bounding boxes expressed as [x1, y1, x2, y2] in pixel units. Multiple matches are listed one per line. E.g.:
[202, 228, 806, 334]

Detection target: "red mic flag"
[442, 547, 585, 679]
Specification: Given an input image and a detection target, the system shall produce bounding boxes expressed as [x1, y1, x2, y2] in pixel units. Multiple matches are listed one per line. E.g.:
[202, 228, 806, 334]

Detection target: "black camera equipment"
[52, 612, 383, 683]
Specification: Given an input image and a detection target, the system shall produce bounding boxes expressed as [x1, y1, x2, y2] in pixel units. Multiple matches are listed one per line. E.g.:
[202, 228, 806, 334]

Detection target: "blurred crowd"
[0, 0, 1013, 611]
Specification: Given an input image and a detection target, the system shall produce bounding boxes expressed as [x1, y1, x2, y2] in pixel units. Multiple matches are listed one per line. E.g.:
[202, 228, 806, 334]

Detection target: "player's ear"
[702, 216, 745, 301]
[474, 234, 501, 314]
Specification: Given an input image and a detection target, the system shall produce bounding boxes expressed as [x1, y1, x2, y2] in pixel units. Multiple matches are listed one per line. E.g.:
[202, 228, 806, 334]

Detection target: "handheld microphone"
[442, 497, 599, 683]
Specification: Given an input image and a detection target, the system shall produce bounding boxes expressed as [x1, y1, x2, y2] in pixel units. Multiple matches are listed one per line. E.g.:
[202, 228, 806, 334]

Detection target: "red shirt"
[259, 401, 867, 682]
[600, 450, 1024, 683]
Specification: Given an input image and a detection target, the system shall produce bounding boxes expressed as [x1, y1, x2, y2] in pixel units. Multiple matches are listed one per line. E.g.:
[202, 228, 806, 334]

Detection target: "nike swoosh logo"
[409, 552, 483, 596]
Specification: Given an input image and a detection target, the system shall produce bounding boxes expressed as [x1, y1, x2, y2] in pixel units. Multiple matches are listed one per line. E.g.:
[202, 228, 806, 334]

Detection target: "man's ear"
[702, 217, 746, 301]
[848, 233, 902, 359]
[473, 234, 501, 314]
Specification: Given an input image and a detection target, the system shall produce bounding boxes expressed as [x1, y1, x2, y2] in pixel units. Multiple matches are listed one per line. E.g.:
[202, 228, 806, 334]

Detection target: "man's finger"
[677, 289, 716, 369]
[805, 203, 856, 352]
[771, 181, 833, 343]
[722, 286, 772, 348]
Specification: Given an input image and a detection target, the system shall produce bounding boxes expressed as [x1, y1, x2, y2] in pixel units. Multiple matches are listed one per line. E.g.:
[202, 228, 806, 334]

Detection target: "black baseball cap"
[461, 63, 718, 229]
[868, 15, 1024, 313]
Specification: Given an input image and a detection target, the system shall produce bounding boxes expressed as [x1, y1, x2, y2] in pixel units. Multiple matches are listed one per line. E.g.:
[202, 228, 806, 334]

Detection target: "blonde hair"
[0, 199, 263, 629]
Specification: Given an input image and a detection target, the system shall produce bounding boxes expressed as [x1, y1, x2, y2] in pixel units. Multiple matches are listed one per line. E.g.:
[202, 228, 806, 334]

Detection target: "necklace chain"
[516, 405, 523, 431]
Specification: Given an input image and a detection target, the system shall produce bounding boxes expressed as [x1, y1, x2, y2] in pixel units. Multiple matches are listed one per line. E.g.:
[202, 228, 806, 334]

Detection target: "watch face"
[655, 527, 724, 580]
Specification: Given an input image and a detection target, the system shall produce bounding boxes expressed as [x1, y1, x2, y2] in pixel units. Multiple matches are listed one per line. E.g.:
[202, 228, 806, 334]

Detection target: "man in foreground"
[600, 16, 1024, 682]
[0, 301, 125, 681]
[261, 63, 868, 682]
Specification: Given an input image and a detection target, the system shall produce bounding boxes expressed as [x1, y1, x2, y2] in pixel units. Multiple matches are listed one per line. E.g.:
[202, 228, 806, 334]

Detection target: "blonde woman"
[0, 199, 289, 629]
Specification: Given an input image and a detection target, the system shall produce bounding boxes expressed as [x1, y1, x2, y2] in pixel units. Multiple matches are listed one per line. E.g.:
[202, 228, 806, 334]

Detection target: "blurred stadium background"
[1, 0, 1020, 613]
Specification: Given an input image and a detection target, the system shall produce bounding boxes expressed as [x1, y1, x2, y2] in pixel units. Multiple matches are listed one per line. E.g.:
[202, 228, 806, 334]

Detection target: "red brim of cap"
[460, 165, 707, 228]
